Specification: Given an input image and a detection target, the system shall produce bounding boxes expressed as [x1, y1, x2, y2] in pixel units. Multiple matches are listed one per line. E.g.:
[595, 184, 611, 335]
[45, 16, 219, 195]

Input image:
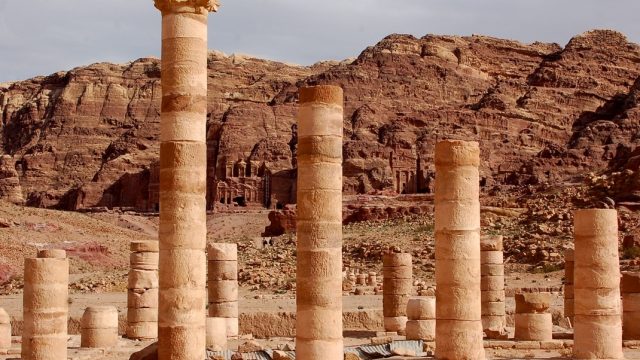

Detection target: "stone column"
[434, 140, 485, 360]
[383, 252, 412, 333]
[81, 306, 119, 348]
[207, 243, 238, 337]
[573, 209, 623, 360]
[296, 85, 343, 360]
[153, 0, 218, 359]
[514, 292, 552, 341]
[406, 297, 435, 341]
[480, 235, 506, 338]
[0, 308, 10, 354]
[205, 317, 227, 350]
[367, 272, 378, 286]
[22, 251, 69, 360]
[564, 248, 574, 322]
[127, 240, 159, 339]
[621, 272, 640, 340]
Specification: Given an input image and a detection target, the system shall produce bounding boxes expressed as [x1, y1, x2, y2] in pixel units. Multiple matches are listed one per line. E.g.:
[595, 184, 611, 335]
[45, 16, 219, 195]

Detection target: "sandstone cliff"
[1, 30, 639, 210]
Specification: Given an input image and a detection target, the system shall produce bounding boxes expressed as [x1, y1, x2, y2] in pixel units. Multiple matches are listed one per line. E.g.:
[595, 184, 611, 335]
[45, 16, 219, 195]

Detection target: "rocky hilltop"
[1, 30, 640, 210]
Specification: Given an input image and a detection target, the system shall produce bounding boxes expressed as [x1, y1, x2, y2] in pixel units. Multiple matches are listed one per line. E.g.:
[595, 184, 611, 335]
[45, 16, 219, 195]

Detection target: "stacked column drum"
[434, 140, 485, 360]
[383, 253, 413, 333]
[153, 0, 218, 358]
[127, 240, 159, 339]
[207, 243, 239, 337]
[81, 306, 119, 348]
[564, 248, 574, 321]
[368, 272, 378, 286]
[205, 317, 227, 350]
[0, 308, 10, 353]
[622, 272, 640, 340]
[514, 292, 552, 341]
[573, 209, 623, 360]
[295, 85, 344, 360]
[22, 250, 69, 360]
[480, 235, 506, 336]
[405, 297, 435, 341]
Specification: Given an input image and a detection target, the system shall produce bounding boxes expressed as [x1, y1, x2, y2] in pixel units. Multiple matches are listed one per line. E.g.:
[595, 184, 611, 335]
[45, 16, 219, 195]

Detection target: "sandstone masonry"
[153, 0, 219, 358]
[295, 85, 344, 360]
[573, 209, 623, 359]
[382, 252, 412, 333]
[127, 240, 159, 340]
[22, 251, 69, 360]
[207, 242, 239, 337]
[434, 140, 485, 360]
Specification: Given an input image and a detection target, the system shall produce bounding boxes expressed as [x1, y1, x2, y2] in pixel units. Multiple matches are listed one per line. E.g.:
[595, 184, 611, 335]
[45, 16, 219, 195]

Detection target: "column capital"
[154, 0, 220, 14]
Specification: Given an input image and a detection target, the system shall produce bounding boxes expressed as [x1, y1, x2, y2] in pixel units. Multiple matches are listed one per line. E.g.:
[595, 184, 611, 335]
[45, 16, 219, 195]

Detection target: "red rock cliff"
[1, 30, 639, 210]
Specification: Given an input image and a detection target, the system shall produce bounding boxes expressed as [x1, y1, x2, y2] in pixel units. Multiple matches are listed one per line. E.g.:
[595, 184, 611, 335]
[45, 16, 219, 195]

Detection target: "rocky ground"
[0, 182, 639, 359]
[1, 175, 640, 296]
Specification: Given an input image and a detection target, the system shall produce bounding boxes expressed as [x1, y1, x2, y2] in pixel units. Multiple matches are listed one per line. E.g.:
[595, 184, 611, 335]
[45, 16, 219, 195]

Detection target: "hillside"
[0, 30, 639, 211]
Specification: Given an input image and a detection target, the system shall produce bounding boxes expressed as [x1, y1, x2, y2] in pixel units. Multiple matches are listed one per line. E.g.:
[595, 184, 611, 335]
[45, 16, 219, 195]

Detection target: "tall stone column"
[383, 252, 412, 333]
[573, 209, 623, 360]
[153, 1, 218, 359]
[435, 140, 485, 360]
[296, 85, 344, 360]
[22, 251, 69, 360]
[207, 243, 238, 337]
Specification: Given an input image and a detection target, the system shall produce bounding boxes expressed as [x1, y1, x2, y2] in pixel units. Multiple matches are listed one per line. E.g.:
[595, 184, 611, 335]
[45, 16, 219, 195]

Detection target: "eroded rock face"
[0, 155, 24, 204]
[0, 54, 325, 210]
[1, 30, 640, 210]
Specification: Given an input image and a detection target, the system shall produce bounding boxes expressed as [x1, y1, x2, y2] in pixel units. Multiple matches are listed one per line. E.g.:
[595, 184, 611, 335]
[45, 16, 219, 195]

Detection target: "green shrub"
[622, 246, 640, 260]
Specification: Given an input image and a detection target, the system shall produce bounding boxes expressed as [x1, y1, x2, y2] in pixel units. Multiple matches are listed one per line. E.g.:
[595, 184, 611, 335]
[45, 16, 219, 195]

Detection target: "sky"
[1, 0, 639, 83]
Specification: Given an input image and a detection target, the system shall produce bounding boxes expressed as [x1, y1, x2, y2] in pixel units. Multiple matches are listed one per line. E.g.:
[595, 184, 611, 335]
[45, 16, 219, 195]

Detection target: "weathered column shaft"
[480, 235, 505, 336]
[0, 308, 10, 352]
[514, 292, 552, 341]
[22, 252, 69, 360]
[368, 272, 378, 286]
[205, 317, 227, 350]
[207, 243, 238, 337]
[154, 1, 218, 358]
[383, 253, 412, 333]
[564, 248, 574, 321]
[295, 85, 344, 360]
[81, 306, 119, 348]
[573, 209, 623, 359]
[434, 140, 485, 360]
[621, 272, 640, 340]
[127, 240, 159, 339]
[406, 297, 435, 341]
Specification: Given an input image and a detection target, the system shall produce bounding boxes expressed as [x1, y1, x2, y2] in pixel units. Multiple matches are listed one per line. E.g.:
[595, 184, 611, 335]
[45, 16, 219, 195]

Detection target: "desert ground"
[0, 197, 638, 359]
